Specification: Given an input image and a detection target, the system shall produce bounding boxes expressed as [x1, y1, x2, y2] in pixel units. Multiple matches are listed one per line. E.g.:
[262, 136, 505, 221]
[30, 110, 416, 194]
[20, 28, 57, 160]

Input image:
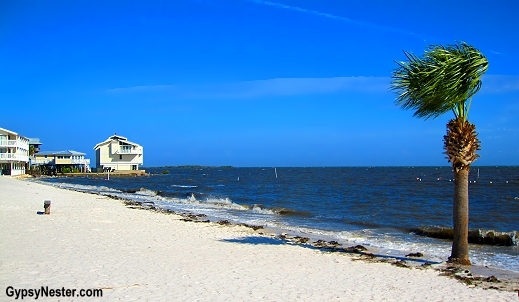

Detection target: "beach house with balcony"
[94, 134, 143, 172]
[28, 138, 42, 155]
[0, 127, 30, 176]
[33, 150, 91, 173]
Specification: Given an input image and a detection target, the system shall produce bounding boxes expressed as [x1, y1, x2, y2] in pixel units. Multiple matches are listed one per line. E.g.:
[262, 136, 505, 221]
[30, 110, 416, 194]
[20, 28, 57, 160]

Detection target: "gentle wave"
[247, 204, 312, 217]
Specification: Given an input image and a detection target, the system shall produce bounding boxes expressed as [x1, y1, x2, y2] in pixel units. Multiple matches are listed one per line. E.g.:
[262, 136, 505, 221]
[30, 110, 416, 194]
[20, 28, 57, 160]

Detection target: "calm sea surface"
[34, 166, 519, 273]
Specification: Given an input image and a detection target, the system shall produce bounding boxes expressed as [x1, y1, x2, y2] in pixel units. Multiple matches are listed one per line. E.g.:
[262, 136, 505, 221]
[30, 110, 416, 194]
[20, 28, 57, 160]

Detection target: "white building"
[0, 127, 30, 176]
[94, 134, 143, 172]
[33, 150, 91, 173]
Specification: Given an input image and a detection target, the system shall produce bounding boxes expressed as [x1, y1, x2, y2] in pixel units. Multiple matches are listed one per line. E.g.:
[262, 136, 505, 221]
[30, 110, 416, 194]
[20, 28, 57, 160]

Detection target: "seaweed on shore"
[39, 181, 519, 293]
[410, 226, 518, 246]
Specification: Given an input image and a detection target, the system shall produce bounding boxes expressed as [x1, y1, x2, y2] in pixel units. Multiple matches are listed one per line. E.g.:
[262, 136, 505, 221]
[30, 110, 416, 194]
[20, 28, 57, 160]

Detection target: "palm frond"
[390, 42, 488, 120]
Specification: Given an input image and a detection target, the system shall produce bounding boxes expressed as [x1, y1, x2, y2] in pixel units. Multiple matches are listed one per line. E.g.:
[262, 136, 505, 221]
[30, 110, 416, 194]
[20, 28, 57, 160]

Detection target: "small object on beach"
[217, 220, 231, 225]
[484, 275, 500, 283]
[293, 236, 310, 244]
[44, 200, 51, 214]
[392, 260, 409, 268]
[343, 245, 368, 253]
[313, 239, 327, 247]
[353, 245, 367, 251]
[361, 252, 376, 259]
[405, 252, 424, 258]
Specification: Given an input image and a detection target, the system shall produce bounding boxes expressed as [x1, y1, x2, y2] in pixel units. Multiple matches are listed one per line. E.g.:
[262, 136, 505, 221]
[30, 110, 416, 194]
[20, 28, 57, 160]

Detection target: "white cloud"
[247, 0, 418, 38]
[106, 76, 389, 99]
[106, 74, 519, 99]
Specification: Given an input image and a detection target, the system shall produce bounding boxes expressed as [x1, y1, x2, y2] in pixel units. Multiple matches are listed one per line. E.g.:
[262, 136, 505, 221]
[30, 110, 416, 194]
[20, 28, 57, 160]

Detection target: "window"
[119, 155, 122, 160]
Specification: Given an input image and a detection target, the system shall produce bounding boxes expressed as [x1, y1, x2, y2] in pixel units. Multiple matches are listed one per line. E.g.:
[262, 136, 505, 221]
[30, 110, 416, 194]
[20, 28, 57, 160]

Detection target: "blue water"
[33, 166, 519, 273]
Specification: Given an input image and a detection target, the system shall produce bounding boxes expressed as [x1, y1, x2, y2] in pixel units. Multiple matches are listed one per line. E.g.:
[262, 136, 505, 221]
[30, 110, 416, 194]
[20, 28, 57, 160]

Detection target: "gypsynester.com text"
[5, 286, 103, 300]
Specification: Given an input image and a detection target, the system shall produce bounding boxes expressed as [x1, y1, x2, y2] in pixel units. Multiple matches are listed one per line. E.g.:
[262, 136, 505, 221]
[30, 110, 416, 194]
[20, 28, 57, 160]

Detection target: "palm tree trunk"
[444, 118, 480, 265]
[449, 168, 471, 265]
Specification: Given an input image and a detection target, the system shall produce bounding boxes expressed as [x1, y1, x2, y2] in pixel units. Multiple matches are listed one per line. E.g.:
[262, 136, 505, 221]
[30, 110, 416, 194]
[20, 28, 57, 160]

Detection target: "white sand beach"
[0, 176, 517, 301]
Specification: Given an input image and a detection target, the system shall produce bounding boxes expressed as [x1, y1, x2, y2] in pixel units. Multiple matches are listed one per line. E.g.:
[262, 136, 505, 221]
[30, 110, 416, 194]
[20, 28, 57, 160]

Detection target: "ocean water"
[33, 166, 519, 274]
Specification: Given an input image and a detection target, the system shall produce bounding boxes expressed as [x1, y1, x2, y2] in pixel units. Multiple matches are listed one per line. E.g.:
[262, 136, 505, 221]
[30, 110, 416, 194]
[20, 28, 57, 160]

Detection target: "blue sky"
[1, 0, 518, 167]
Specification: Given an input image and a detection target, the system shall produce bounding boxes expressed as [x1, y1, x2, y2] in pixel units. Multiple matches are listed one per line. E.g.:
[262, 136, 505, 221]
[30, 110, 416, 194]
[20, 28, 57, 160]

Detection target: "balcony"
[30, 158, 90, 166]
[116, 147, 142, 155]
[31, 158, 54, 165]
[0, 140, 16, 147]
[0, 139, 29, 149]
[72, 158, 90, 165]
[0, 153, 29, 162]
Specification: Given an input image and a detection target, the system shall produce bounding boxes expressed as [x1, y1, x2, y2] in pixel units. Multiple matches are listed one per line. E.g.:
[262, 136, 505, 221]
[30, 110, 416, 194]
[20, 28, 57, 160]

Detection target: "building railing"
[0, 140, 16, 146]
[31, 158, 91, 165]
[116, 148, 142, 154]
[72, 158, 90, 165]
[0, 139, 29, 148]
[0, 153, 29, 162]
[31, 158, 54, 165]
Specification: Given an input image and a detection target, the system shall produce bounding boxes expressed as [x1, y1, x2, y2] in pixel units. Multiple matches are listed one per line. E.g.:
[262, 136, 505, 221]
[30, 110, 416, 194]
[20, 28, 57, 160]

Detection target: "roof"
[0, 127, 18, 136]
[28, 138, 42, 145]
[36, 150, 86, 156]
[94, 134, 141, 150]
[0, 127, 29, 140]
[109, 134, 127, 141]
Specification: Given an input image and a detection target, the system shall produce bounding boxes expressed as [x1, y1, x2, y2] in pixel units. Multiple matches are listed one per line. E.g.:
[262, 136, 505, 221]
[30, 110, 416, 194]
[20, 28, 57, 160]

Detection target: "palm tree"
[391, 42, 488, 265]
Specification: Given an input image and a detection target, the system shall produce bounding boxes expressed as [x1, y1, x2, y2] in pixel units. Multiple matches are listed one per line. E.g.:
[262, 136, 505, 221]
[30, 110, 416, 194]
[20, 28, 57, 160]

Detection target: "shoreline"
[29, 175, 519, 275]
[1, 176, 518, 300]
[111, 191, 519, 285]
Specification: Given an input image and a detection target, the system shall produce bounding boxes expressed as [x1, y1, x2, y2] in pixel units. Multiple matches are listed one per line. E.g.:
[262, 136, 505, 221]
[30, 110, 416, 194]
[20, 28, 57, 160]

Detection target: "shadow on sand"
[221, 236, 289, 246]
[221, 235, 442, 265]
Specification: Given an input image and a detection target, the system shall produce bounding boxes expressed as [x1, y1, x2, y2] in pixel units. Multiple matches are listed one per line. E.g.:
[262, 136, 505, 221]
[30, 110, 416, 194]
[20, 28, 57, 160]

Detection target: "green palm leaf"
[391, 42, 488, 120]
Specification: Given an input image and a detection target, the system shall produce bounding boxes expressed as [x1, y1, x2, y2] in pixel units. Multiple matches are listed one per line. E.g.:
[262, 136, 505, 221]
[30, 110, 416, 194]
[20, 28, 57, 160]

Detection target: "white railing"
[0, 153, 29, 162]
[0, 153, 16, 159]
[31, 158, 54, 165]
[0, 140, 13, 146]
[117, 148, 142, 154]
[0, 140, 17, 147]
[31, 158, 91, 165]
[72, 159, 90, 165]
[0, 139, 29, 148]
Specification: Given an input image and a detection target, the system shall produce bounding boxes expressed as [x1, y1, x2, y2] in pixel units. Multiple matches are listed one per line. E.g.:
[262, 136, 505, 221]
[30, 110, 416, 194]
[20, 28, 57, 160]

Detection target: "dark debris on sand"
[100, 192, 518, 293]
[435, 266, 519, 291]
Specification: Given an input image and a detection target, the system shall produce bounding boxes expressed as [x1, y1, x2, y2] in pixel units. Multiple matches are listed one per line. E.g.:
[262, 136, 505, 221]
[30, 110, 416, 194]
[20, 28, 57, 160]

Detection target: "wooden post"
[44, 200, 51, 215]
